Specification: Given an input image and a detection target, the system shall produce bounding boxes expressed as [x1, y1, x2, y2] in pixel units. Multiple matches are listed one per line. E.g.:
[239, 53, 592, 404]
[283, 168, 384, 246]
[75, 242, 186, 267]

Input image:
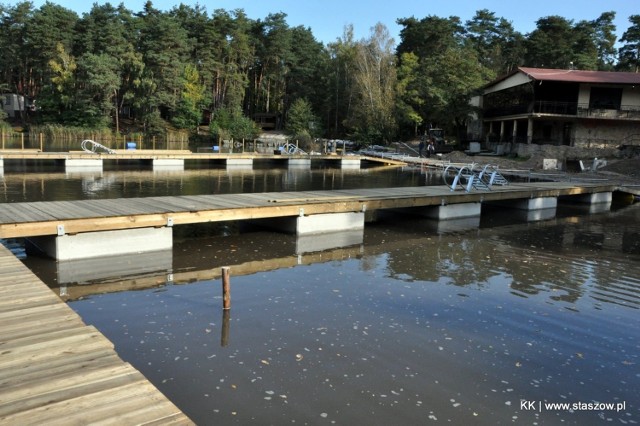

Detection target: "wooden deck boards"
[0, 183, 623, 239]
[0, 244, 194, 425]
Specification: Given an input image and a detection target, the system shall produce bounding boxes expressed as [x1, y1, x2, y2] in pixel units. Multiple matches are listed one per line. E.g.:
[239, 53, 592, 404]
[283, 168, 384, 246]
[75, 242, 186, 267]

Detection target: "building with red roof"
[469, 67, 640, 151]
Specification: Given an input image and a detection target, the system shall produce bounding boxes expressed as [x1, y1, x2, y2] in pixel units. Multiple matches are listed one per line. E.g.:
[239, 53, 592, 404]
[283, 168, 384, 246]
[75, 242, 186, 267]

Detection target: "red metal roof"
[518, 67, 640, 84]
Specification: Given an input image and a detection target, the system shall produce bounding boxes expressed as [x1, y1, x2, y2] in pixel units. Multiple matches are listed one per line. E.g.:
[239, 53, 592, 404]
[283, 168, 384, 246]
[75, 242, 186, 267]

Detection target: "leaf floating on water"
[296, 354, 304, 361]
[261, 359, 270, 365]
[515, 362, 522, 367]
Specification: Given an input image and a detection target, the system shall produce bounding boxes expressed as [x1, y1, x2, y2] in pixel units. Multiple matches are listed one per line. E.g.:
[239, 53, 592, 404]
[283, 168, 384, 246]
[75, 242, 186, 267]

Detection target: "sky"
[28, 0, 638, 46]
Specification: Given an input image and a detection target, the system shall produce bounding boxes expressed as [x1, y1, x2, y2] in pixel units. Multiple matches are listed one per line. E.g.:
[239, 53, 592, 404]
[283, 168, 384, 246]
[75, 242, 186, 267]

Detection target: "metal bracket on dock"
[57, 224, 65, 236]
[167, 217, 174, 227]
[361, 204, 367, 212]
[299, 208, 305, 217]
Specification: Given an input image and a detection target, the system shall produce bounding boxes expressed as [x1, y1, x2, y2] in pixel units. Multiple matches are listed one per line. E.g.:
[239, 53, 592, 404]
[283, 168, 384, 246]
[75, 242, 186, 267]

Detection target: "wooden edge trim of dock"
[0, 244, 194, 425]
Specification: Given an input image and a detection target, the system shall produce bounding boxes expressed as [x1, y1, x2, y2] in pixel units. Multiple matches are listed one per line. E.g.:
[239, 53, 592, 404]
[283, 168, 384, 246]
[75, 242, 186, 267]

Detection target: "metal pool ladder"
[81, 139, 116, 154]
[477, 164, 509, 187]
[443, 163, 511, 192]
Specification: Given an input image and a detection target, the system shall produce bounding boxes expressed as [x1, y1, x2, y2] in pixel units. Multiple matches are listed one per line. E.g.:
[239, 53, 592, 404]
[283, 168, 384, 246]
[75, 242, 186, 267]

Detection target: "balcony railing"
[576, 104, 640, 119]
[484, 101, 640, 119]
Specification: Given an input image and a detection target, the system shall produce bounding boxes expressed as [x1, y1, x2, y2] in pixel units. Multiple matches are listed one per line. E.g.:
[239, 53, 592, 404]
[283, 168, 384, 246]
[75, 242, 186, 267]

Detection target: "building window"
[589, 87, 622, 110]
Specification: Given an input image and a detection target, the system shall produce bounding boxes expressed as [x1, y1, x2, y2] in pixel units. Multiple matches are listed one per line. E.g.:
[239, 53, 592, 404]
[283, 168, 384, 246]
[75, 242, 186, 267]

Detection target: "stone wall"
[515, 143, 621, 163]
[573, 121, 639, 148]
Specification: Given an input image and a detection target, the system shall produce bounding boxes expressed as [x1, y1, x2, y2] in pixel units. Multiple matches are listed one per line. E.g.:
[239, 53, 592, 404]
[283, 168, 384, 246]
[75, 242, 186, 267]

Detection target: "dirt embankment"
[397, 141, 640, 186]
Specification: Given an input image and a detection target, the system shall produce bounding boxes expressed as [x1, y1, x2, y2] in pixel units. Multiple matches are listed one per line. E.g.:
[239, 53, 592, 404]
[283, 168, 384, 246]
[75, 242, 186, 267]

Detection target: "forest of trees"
[1, 1, 639, 144]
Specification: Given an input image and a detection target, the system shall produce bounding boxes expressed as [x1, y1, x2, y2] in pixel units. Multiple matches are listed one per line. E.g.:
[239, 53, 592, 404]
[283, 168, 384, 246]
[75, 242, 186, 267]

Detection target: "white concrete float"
[26, 226, 172, 261]
[288, 158, 311, 167]
[341, 158, 361, 169]
[485, 197, 558, 221]
[486, 196, 557, 211]
[298, 212, 365, 235]
[226, 158, 253, 168]
[511, 197, 558, 210]
[152, 158, 184, 170]
[252, 211, 365, 236]
[423, 202, 482, 220]
[65, 158, 103, 171]
[572, 191, 612, 205]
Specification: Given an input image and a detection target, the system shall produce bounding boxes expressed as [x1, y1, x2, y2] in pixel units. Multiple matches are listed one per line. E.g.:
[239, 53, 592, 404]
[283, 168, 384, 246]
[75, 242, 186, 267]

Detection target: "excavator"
[427, 128, 454, 153]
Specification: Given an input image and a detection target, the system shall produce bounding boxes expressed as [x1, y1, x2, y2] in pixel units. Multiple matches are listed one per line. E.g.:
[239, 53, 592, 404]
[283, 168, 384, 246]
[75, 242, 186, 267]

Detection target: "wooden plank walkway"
[0, 182, 624, 239]
[0, 244, 194, 425]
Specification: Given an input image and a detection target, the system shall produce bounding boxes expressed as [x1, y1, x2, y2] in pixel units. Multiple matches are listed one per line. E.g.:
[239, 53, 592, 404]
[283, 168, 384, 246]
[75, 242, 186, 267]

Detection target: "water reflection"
[22, 203, 640, 314]
[63, 204, 640, 425]
[0, 166, 432, 202]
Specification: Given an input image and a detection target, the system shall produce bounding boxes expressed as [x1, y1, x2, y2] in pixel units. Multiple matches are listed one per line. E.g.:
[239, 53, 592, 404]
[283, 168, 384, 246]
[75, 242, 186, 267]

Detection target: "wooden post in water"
[2, 132, 5, 150]
[221, 309, 230, 347]
[221, 266, 231, 310]
[21, 133, 24, 150]
[39, 133, 43, 152]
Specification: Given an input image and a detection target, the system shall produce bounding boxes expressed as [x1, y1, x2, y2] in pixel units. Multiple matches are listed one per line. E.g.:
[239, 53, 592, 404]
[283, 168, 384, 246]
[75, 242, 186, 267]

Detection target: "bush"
[209, 107, 259, 142]
[292, 130, 320, 153]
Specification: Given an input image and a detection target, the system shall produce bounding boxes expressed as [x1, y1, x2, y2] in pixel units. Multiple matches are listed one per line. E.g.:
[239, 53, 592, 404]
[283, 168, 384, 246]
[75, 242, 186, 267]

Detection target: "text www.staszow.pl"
[521, 400, 627, 412]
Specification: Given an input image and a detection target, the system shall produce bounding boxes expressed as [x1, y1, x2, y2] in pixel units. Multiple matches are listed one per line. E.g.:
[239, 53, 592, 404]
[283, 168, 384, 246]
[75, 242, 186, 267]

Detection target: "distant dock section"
[0, 149, 406, 171]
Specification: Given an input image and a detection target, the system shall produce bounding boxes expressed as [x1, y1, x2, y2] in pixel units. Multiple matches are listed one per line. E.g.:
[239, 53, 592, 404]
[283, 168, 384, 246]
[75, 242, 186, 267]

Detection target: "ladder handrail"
[443, 164, 497, 192]
[81, 139, 116, 154]
[281, 142, 307, 155]
[477, 164, 509, 187]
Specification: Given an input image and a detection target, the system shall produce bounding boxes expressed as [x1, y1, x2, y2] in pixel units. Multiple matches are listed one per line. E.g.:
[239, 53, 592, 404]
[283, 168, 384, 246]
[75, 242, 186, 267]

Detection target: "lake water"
[4, 165, 639, 425]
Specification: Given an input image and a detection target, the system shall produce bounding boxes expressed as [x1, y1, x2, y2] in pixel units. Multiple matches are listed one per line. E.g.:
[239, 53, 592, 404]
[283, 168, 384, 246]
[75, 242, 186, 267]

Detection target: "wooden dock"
[0, 244, 194, 425]
[0, 182, 626, 239]
[0, 150, 405, 167]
